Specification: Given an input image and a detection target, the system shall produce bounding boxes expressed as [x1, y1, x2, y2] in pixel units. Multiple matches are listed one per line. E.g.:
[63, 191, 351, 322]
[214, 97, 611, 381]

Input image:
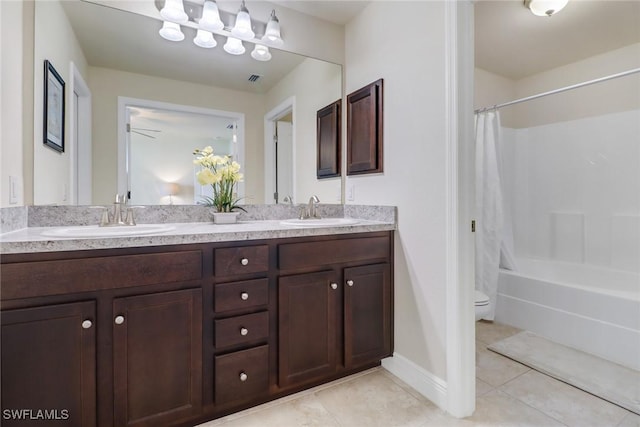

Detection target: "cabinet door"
[1, 301, 96, 427]
[113, 289, 202, 427]
[278, 271, 338, 387]
[344, 264, 391, 368]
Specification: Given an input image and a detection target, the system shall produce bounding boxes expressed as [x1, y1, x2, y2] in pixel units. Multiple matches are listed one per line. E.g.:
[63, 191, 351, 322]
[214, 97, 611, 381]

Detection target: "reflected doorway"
[264, 97, 296, 204]
[117, 97, 244, 205]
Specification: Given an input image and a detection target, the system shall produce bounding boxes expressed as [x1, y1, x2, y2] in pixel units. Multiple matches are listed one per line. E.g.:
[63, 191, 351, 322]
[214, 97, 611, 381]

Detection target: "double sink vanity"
[0, 204, 395, 427]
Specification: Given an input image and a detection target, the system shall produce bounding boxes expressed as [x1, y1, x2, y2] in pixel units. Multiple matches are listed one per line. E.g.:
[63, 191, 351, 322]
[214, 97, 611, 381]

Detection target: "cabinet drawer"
[215, 311, 269, 349]
[215, 278, 269, 313]
[278, 236, 390, 270]
[215, 245, 269, 276]
[214, 345, 269, 405]
[1, 250, 203, 300]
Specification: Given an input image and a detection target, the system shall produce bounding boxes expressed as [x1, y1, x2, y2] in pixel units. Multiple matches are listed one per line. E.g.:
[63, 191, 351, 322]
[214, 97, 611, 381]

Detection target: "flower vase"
[212, 212, 240, 224]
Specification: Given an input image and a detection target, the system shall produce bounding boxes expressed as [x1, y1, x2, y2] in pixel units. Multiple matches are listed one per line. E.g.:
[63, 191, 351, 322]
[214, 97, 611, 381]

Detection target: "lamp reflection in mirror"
[524, 0, 569, 16]
[194, 30, 217, 48]
[231, 0, 255, 40]
[251, 44, 271, 62]
[159, 21, 185, 42]
[223, 37, 245, 55]
[262, 10, 283, 47]
[199, 0, 224, 32]
[160, 0, 188, 24]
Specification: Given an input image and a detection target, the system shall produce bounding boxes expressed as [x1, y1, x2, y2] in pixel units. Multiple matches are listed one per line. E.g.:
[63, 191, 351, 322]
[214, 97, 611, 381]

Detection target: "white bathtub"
[496, 258, 640, 371]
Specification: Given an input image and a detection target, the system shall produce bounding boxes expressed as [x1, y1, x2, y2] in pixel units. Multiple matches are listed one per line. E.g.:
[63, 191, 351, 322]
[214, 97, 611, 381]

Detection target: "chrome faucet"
[299, 195, 321, 220]
[100, 194, 136, 227]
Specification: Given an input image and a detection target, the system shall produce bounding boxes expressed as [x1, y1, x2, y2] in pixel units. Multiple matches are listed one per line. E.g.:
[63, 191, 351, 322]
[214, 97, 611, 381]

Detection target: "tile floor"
[199, 321, 640, 427]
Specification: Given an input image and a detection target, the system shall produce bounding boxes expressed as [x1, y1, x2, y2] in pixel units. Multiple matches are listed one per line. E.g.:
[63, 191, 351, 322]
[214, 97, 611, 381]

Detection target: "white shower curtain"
[475, 110, 517, 320]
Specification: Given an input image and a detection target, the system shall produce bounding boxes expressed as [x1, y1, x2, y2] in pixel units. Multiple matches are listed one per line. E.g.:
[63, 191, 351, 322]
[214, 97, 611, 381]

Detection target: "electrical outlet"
[9, 176, 19, 204]
[347, 183, 355, 202]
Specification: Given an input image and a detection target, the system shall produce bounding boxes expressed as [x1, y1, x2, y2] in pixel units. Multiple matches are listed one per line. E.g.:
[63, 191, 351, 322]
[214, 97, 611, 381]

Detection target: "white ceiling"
[270, 0, 369, 25]
[475, 0, 640, 80]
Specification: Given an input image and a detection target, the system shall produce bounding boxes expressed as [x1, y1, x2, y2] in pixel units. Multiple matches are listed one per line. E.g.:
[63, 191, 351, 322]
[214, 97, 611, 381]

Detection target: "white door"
[276, 121, 293, 203]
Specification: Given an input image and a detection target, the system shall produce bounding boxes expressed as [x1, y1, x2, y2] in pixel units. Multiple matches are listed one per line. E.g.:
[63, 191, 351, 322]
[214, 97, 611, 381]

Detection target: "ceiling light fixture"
[156, 0, 283, 62]
[524, 0, 569, 17]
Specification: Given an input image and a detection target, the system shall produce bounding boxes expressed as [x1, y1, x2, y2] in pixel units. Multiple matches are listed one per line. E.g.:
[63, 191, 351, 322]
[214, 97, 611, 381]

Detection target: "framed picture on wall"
[43, 60, 65, 152]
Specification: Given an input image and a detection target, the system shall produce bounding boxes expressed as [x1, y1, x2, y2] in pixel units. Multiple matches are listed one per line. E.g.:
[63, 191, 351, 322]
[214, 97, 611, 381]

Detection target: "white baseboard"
[381, 353, 448, 411]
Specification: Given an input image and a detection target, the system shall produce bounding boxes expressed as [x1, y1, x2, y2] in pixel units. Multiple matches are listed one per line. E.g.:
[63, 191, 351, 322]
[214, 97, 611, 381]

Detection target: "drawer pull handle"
[347, 280, 354, 287]
[114, 315, 125, 325]
[82, 320, 93, 329]
[240, 327, 249, 336]
[240, 258, 249, 266]
[239, 372, 248, 382]
[240, 292, 249, 301]
[330, 283, 338, 290]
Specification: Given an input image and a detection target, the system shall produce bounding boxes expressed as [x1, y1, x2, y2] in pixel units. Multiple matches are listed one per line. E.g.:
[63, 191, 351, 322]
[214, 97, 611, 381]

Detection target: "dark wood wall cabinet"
[1, 231, 393, 427]
[347, 79, 384, 175]
[316, 99, 342, 179]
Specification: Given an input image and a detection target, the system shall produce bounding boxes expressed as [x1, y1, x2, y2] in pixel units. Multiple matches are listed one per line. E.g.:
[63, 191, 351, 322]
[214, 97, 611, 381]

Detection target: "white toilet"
[475, 290, 491, 321]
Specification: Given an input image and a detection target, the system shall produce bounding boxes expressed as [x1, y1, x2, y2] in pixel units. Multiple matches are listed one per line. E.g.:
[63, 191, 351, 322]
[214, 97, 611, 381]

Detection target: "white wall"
[32, 0, 88, 205]
[88, 67, 265, 205]
[266, 58, 342, 204]
[345, 1, 449, 380]
[474, 67, 516, 128]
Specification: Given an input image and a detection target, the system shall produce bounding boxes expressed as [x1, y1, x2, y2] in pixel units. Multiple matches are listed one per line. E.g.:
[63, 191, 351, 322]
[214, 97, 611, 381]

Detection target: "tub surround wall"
[501, 109, 640, 274]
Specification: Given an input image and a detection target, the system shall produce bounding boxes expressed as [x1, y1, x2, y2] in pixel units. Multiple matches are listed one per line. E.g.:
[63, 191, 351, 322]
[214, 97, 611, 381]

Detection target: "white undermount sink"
[41, 224, 176, 238]
[280, 218, 360, 227]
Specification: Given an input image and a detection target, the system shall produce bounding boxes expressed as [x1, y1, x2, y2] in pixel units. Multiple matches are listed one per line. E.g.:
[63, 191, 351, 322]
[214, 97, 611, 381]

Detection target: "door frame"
[68, 62, 92, 205]
[264, 97, 296, 204]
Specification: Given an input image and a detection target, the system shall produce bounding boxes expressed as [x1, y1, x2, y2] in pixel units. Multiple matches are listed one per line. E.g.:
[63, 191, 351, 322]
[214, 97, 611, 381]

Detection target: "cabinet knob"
[240, 292, 249, 301]
[240, 327, 249, 336]
[240, 258, 249, 266]
[82, 319, 93, 329]
[347, 280, 354, 287]
[114, 315, 125, 325]
[239, 372, 248, 382]
[330, 283, 338, 290]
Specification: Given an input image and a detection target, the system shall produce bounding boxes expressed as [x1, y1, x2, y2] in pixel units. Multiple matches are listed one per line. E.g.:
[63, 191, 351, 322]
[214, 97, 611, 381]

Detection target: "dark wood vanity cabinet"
[0, 231, 393, 427]
[113, 289, 202, 427]
[1, 301, 97, 427]
[277, 234, 393, 389]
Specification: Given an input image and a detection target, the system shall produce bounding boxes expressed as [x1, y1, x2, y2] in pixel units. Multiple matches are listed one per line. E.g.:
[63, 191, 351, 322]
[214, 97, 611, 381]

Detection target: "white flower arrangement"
[193, 146, 245, 213]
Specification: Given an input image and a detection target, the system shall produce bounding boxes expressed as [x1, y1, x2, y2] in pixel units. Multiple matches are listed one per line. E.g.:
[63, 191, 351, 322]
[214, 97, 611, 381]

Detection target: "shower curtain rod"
[474, 67, 640, 114]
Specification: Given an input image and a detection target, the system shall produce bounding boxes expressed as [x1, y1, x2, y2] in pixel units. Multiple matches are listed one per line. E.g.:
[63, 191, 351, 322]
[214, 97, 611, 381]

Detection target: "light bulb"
[231, 1, 255, 40]
[199, 0, 224, 32]
[223, 37, 245, 55]
[159, 21, 184, 42]
[160, 0, 188, 24]
[251, 44, 271, 61]
[194, 30, 217, 48]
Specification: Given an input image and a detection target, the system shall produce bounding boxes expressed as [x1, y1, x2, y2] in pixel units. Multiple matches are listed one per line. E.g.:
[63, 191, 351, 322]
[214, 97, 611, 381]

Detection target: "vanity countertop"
[0, 219, 395, 254]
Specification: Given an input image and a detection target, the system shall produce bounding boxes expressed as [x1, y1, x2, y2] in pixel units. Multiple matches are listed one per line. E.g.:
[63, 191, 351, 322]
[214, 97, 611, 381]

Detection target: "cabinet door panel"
[278, 271, 337, 387]
[113, 289, 202, 427]
[344, 264, 391, 368]
[1, 301, 96, 427]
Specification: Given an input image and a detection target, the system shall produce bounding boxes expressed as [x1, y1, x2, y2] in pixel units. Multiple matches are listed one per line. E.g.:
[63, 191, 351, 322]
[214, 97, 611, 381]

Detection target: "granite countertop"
[0, 218, 396, 254]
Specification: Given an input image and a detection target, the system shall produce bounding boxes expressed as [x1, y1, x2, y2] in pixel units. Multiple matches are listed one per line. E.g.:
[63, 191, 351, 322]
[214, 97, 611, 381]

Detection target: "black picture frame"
[43, 60, 65, 152]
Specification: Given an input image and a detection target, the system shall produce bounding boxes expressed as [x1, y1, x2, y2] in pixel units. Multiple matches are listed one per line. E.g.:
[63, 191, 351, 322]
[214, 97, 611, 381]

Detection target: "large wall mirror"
[32, 0, 343, 206]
